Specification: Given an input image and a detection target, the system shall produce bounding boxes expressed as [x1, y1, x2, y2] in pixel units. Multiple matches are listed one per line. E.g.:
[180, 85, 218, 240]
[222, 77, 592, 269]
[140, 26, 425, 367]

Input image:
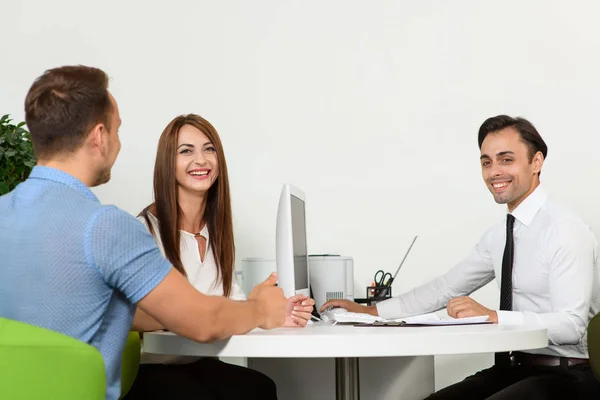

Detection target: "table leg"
[335, 357, 360, 400]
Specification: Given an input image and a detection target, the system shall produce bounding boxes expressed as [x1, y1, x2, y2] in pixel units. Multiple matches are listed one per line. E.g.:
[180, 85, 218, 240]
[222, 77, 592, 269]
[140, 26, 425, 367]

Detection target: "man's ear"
[87, 123, 108, 155]
[532, 151, 544, 174]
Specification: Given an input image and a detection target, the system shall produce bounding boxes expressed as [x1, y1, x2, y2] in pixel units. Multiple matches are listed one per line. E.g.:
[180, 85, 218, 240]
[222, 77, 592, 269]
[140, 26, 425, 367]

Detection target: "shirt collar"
[509, 184, 548, 227]
[28, 166, 99, 202]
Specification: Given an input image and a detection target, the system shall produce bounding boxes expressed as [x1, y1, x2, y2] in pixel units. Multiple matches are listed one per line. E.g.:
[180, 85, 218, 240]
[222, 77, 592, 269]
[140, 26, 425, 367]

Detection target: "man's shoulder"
[85, 206, 160, 272]
[541, 195, 587, 227]
[538, 195, 596, 247]
[88, 205, 144, 233]
[0, 191, 12, 208]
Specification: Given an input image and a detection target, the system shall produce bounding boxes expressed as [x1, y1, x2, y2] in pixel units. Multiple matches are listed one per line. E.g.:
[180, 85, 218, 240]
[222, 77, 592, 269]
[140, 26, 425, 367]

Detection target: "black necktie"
[500, 214, 515, 311]
[495, 214, 515, 367]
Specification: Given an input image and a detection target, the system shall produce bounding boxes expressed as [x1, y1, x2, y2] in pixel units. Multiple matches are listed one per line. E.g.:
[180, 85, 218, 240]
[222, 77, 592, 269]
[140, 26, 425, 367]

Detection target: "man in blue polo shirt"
[0, 66, 288, 400]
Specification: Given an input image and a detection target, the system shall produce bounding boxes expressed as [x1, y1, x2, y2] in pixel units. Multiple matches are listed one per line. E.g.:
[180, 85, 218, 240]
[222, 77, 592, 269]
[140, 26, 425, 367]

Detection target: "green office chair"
[589, 313, 600, 381]
[0, 317, 106, 400]
[120, 331, 141, 399]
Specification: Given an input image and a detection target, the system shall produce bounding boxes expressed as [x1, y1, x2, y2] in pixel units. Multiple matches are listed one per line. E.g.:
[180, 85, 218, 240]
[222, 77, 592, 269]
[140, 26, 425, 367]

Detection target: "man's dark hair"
[478, 115, 548, 162]
[24, 65, 112, 159]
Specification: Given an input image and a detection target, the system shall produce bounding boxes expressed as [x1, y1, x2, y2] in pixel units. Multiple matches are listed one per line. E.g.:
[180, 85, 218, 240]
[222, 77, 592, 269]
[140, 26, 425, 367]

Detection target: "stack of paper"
[397, 313, 490, 325]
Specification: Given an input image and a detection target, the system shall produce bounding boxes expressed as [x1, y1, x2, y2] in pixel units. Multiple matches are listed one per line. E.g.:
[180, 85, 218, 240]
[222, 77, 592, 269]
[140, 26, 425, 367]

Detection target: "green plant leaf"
[0, 114, 35, 191]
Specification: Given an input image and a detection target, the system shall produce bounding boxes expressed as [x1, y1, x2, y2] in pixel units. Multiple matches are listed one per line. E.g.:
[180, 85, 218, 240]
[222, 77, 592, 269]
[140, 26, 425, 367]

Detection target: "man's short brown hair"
[24, 65, 112, 159]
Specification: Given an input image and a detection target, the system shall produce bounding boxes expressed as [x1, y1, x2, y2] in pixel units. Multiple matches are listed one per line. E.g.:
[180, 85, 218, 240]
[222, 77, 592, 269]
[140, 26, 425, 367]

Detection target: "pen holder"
[353, 286, 393, 306]
[365, 285, 392, 306]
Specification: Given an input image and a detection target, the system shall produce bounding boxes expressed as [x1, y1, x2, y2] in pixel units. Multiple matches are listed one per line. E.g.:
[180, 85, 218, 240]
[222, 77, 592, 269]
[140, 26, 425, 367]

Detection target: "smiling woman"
[128, 114, 315, 399]
[139, 115, 233, 289]
[176, 125, 220, 211]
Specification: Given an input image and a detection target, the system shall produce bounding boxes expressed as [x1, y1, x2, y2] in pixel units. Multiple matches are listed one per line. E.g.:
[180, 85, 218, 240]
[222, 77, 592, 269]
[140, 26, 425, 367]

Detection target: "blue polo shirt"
[0, 166, 172, 400]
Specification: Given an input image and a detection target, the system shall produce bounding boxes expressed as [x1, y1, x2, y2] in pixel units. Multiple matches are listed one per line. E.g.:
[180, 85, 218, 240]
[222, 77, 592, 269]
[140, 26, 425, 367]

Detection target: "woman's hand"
[283, 295, 316, 327]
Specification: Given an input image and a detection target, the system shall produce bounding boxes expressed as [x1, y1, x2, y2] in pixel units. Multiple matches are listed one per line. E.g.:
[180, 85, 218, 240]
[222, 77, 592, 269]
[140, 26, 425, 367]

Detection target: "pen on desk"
[311, 315, 322, 322]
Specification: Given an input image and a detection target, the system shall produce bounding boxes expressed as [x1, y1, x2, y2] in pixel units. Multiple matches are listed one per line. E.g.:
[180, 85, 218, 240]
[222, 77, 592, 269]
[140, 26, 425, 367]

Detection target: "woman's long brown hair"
[140, 114, 234, 296]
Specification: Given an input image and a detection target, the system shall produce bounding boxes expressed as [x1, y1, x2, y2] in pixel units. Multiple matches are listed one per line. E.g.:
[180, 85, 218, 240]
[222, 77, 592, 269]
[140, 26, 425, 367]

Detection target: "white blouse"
[138, 213, 246, 364]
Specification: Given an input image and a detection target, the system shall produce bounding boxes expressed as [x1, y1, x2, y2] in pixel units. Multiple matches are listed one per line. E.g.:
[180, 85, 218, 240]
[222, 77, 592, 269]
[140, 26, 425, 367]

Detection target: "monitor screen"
[291, 194, 309, 290]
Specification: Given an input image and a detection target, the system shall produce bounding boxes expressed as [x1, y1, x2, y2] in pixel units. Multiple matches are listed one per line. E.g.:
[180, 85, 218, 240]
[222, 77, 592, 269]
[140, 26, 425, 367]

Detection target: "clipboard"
[354, 319, 493, 327]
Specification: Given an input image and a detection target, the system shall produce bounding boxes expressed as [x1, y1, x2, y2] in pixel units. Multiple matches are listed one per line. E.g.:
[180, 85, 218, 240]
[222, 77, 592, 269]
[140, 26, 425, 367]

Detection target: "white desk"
[144, 323, 547, 399]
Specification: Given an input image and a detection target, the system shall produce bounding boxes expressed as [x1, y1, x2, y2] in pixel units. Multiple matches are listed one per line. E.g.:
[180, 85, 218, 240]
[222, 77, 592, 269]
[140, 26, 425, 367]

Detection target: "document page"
[394, 313, 490, 325]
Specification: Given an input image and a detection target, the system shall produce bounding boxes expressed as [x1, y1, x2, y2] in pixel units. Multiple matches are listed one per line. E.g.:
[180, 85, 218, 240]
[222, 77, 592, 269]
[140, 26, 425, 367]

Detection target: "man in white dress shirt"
[322, 115, 600, 399]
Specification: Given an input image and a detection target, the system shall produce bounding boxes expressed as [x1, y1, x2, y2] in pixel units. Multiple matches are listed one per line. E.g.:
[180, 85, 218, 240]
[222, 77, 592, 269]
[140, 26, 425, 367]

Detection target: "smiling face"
[480, 127, 544, 212]
[175, 124, 219, 195]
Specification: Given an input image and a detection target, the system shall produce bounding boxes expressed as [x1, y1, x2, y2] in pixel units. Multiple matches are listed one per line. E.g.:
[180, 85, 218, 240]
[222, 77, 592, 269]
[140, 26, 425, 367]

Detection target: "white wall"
[3, 0, 600, 391]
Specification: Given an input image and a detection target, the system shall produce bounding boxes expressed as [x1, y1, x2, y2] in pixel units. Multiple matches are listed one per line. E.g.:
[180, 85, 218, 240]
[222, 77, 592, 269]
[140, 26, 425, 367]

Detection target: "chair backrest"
[120, 331, 141, 399]
[0, 317, 106, 400]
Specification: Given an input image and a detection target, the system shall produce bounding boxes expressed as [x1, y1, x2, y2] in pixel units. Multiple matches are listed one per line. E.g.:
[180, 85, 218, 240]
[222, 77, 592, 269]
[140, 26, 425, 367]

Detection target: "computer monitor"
[275, 183, 310, 297]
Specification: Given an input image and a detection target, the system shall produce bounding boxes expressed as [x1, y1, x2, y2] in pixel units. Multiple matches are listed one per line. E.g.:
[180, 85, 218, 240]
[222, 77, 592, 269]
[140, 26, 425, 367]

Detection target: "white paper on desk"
[393, 313, 490, 325]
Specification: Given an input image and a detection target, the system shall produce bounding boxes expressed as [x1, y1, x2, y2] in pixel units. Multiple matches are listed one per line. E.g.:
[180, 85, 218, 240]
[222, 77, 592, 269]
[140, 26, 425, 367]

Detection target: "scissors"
[374, 270, 392, 288]
[372, 235, 419, 298]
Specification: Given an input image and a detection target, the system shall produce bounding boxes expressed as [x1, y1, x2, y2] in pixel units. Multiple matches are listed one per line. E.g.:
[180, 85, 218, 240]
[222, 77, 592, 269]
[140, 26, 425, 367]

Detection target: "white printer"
[308, 255, 354, 311]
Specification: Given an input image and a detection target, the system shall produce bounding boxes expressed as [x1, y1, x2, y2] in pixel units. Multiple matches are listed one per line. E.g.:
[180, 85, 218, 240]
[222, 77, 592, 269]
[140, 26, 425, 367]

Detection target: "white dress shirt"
[376, 185, 600, 358]
[138, 213, 246, 364]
